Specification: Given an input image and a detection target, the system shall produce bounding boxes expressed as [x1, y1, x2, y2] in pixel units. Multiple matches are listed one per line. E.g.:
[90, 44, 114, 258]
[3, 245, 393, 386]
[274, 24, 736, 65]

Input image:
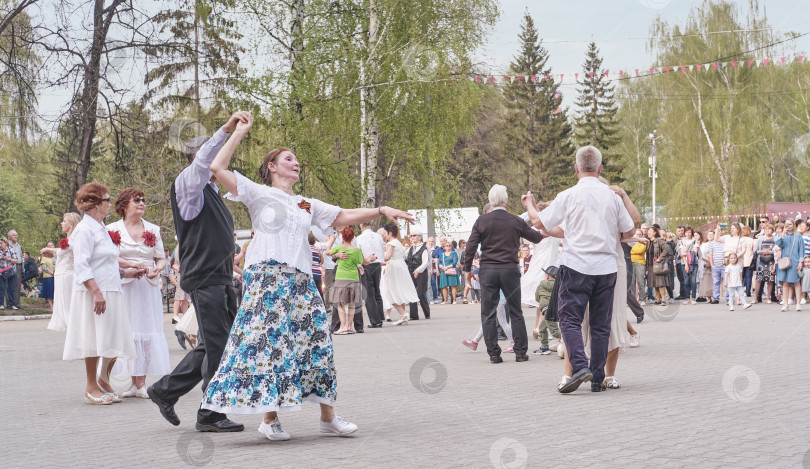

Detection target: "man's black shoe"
[195, 419, 245, 432]
[497, 334, 508, 341]
[515, 354, 529, 362]
[410, 317, 419, 321]
[355, 329, 364, 333]
[636, 314, 644, 324]
[147, 386, 180, 426]
[490, 356, 503, 364]
[558, 367, 593, 394]
[591, 382, 607, 392]
[368, 323, 382, 328]
[674, 296, 686, 300]
[174, 330, 187, 350]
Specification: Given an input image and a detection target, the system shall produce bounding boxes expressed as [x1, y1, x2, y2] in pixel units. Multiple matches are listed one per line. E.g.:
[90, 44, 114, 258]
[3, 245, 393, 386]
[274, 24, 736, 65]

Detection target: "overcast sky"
[477, 0, 810, 107]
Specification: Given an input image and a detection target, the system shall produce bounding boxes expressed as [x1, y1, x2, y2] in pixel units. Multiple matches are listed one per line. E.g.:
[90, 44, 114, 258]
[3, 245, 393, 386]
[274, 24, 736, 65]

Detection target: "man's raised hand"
[521, 191, 536, 210]
[223, 111, 252, 133]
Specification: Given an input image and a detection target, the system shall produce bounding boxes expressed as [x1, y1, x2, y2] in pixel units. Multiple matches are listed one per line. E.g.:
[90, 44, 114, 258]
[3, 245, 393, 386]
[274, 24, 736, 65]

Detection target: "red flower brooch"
[108, 230, 121, 246]
[58, 238, 69, 250]
[142, 231, 157, 247]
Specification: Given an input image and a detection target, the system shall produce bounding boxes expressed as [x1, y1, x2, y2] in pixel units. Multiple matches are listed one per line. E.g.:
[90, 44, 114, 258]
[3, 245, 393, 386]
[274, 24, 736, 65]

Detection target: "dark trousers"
[742, 266, 754, 295]
[409, 270, 430, 319]
[151, 284, 237, 424]
[479, 268, 528, 357]
[362, 263, 384, 326]
[557, 266, 617, 383]
[626, 287, 644, 320]
[676, 264, 686, 298]
[12, 268, 21, 307]
[0, 274, 14, 307]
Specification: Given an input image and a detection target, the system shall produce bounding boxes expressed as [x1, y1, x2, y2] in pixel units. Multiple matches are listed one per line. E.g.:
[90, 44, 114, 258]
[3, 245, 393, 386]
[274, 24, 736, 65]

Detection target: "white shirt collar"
[492, 206, 506, 211]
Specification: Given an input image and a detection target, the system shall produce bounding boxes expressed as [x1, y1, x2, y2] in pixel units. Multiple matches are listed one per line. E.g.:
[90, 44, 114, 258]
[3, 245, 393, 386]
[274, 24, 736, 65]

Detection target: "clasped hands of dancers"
[63, 110, 415, 441]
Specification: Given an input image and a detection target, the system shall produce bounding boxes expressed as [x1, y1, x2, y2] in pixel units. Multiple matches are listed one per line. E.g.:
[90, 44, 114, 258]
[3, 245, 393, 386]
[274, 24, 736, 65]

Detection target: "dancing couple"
[146, 111, 415, 440]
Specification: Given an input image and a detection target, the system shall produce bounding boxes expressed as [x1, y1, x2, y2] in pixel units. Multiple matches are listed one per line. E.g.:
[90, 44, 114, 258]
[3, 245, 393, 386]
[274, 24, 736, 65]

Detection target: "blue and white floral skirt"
[201, 260, 336, 414]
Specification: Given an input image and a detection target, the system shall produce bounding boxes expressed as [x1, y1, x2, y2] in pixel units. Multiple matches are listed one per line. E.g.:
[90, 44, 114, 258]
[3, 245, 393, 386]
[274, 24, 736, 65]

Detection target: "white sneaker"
[557, 342, 566, 359]
[548, 339, 560, 352]
[743, 303, 752, 310]
[629, 333, 640, 348]
[320, 416, 358, 436]
[121, 384, 137, 398]
[789, 299, 795, 305]
[729, 305, 734, 311]
[135, 386, 149, 399]
[781, 304, 788, 312]
[780, 300, 785, 305]
[801, 298, 807, 305]
[797, 305, 802, 312]
[259, 419, 291, 441]
[640, 301, 646, 306]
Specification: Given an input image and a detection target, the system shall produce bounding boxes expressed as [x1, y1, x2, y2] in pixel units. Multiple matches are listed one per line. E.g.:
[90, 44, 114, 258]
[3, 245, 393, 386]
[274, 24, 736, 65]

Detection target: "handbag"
[544, 276, 561, 323]
[778, 234, 797, 270]
[445, 267, 457, 276]
[0, 266, 14, 279]
[652, 239, 670, 275]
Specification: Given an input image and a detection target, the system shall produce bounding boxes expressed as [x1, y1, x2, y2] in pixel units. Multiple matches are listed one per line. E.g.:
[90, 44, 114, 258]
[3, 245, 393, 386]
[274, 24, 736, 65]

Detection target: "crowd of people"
[627, 217, 809, 311]
[14, 108, 806, 445]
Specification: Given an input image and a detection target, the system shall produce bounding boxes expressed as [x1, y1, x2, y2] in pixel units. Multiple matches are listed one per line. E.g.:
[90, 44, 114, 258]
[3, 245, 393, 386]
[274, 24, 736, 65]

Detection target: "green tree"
[574, 41, 622, 184]
[502, 11, 575, 201]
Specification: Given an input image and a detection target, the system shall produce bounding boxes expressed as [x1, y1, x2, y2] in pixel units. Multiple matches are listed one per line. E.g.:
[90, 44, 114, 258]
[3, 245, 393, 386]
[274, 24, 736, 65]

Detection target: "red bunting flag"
[589, 71, 594, 79]
[619, 70, 623, 77]
[489, 76, 494, 84]
[650, 67, 655, 75]
[575, 73, 579, 81]
[696, 64, 702, 71]
[763, 58, 769, 66]
[730, 61, 736, 67]
[798, 56, 804, 63]
[681, 65, 687, 73]
[559, 73, 564, 81]
[531, 74, 536, 82]
[748, 60, 754, 67]
[503, 76, 509, 82]
[515, 75, 522, 83]
[605, 70, 609, 77]
[664, 66, 670, 73]
[781, 57, 786, 64]
[713, 63, 718, 70]
[545, 74, 550, 81]
[635, 69, 639, 76]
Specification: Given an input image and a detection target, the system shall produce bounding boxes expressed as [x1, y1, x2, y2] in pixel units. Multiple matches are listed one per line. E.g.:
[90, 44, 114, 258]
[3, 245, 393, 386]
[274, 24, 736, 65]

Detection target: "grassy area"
[0, 296, 52, 316]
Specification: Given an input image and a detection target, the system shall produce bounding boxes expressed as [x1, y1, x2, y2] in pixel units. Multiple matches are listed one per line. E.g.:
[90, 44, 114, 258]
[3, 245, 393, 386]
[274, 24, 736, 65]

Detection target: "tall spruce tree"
[502, 11, 574, 201]
[574, 41, 623, 184]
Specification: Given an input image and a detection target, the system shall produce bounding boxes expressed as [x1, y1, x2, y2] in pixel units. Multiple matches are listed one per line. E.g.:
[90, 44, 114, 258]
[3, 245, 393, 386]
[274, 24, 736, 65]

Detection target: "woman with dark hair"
[775, 218, 805, 312]
[329, 226, 369, 334]
[107, 188, 170, 398]
[63, 182, 143, 405]
[680, 226, 699, 304]
[645, 226, 672, 305]
[202, 113, 414, 440]
[381, 222, 419, 325]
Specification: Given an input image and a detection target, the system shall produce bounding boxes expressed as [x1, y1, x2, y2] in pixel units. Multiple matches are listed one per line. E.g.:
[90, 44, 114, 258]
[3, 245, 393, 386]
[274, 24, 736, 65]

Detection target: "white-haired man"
[523, 146, 639, 393]
[406, 227, 431, 319]
[464, 185, 543, 363]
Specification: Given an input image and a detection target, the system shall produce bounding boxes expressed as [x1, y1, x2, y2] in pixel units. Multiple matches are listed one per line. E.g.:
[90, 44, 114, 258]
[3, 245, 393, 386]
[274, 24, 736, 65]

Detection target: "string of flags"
[653, 211, 810, 223]
[468, 54, 807, 84]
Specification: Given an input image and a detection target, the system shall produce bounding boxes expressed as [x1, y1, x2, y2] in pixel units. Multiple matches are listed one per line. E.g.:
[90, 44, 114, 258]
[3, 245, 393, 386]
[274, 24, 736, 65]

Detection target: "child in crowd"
[532, 266, 562, 355]
[168, 257, 190, 323]
[470, 253, 481, 304]
[724, 253, 751, 311]
[798, 256, 810, 305]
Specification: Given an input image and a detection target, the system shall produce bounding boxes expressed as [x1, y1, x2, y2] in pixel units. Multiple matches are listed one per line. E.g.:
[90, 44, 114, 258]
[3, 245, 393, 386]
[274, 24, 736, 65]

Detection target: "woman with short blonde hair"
[43, 212, 82, 331]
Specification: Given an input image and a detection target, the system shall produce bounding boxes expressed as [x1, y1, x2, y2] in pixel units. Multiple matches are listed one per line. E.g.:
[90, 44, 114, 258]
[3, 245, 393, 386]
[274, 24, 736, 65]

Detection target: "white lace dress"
[383, 239, 420, 305]
[47, 244, 74, 331]
[520, 236, 562, 307]
[107, 219, 171, 377]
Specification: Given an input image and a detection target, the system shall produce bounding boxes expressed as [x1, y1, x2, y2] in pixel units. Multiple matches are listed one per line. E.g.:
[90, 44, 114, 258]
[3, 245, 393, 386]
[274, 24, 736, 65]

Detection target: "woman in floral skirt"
[202, 113, 414, 441]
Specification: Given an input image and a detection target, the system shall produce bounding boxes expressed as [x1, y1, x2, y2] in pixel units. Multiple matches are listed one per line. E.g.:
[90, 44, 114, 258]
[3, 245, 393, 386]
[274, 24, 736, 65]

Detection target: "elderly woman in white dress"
[200, 113, 415, 441]
[380, 222, 420, 325]
[107, 188, 170, 398]
[63, 182, 143, 405]
[43, 212, 82, 332]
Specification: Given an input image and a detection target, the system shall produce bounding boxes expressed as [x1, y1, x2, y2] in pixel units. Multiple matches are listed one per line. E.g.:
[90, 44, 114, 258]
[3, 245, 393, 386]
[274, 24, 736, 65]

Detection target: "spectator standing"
[679, 227, 699, 304]
[22, 252, 38, 290]
[630, 230, 647, 305]
[406, 228, 431, 320]
[741, 226, 756, 297]
[707, 227, 726, 304]
[39, 246, 55, 309]
[752, 224, 776, 304]
[7, 230, 22, 308]
[0, 237, 18, 309]
[674, 226, 686, 300]
[775, 218, 805, 312]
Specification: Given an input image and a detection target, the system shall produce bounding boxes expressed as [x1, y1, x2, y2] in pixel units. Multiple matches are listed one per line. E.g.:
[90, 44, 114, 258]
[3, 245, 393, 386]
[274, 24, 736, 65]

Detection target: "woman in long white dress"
[381, 222, 420, 325]
[107, 188, 170, 398]
[520, 210, 562, 307]
[376, 228, 393, 321]
[44, 212, 82, 332]
[63, 182, 140, 405]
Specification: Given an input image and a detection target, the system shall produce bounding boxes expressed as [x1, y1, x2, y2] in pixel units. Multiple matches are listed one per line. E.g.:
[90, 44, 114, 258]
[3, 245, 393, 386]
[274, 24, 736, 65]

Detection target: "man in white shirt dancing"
[356, 222, 386, 328]
[524, 146, 638, 393]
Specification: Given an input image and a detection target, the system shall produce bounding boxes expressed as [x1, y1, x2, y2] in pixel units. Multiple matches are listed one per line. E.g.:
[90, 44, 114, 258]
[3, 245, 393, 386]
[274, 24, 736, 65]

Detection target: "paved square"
[3, 301, 809, 468]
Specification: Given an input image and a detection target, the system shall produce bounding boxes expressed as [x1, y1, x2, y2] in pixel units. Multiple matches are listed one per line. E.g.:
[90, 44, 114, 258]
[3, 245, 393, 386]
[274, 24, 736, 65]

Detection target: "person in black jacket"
[464, 184, 543, 363]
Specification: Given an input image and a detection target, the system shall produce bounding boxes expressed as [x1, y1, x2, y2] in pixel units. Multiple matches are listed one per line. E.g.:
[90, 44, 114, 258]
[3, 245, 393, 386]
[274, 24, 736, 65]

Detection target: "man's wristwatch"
[119, 269, 125, 279]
